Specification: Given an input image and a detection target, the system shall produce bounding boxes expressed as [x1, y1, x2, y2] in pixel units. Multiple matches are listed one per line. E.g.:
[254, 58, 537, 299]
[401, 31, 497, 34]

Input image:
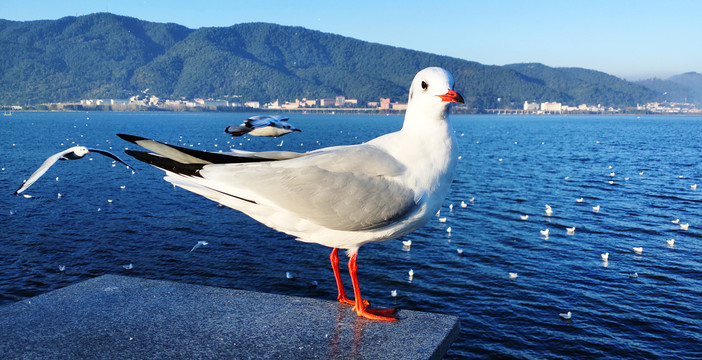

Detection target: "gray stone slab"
[0, 275, 459, 359]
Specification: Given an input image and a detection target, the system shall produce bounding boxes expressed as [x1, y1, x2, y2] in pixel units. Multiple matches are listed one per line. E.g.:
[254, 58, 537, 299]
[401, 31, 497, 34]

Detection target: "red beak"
[437, 89, 465, 104]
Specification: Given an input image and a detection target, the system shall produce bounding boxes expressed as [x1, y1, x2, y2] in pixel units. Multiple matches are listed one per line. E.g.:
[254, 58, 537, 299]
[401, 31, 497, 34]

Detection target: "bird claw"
[354, 305, 398, 321]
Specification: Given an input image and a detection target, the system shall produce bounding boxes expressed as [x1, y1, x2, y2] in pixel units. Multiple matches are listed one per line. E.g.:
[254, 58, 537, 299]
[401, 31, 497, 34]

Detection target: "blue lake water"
[1, 112, 701, 359]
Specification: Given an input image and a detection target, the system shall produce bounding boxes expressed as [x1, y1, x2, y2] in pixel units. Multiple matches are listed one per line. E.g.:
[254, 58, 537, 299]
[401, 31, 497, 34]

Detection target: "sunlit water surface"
[1, 112, 701, 359]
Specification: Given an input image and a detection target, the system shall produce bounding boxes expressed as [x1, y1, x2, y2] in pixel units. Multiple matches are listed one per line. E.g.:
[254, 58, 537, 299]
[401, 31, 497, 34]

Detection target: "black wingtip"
[117, 133, 149, 144]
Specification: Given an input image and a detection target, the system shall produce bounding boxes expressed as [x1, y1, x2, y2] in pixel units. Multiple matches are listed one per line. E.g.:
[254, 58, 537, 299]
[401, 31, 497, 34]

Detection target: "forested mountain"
[636, 72, 702, 105]
[0, 13, 671, 109]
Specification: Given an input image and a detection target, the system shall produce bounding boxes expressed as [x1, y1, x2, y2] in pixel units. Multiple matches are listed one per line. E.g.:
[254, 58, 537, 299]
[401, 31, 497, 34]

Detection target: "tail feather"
[117, 133, 272, 164]
[125, 150, 204, 177]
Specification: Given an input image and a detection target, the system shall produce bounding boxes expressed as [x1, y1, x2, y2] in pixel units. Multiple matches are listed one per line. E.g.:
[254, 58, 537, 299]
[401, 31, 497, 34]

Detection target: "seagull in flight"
[14, 146, 135, 195]
[225, 115, 301, 137]
[118, 67, 464, 321]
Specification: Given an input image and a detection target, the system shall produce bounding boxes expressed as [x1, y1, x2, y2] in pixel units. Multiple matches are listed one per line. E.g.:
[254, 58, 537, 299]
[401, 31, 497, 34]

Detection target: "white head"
[73, 146, 90, 157]
[405, 67, 464, 124]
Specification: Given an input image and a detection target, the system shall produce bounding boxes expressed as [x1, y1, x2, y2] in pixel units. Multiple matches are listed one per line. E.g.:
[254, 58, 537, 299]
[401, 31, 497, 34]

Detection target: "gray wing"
[198, 145, 416, 231]
[14, 147, 78, 195]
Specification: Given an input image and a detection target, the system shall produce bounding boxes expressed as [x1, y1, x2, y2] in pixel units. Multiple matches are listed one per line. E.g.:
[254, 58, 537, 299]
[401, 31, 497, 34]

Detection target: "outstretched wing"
[88, 149, 137, 171]
[14, 147, 78, 195]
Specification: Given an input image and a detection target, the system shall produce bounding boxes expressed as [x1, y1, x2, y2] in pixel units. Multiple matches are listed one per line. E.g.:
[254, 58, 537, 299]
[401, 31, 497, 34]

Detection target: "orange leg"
[330, 248, 354, 305]
[348, 253, 397, 321]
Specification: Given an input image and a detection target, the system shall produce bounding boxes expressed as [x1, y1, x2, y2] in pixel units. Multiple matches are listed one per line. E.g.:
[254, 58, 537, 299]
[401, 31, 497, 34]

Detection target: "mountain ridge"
[1, 13, 698, 108]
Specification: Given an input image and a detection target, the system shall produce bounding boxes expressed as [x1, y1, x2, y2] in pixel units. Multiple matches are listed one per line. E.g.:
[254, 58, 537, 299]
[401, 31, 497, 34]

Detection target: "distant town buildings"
[12, 94, 701, 114]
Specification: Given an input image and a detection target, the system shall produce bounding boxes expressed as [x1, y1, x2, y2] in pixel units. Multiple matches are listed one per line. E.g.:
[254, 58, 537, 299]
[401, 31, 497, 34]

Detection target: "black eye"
[421, 81, 428, 90]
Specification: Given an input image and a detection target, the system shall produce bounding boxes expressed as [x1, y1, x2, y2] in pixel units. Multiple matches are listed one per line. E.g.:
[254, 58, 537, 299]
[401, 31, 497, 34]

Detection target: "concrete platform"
[0, 275, 459, 359]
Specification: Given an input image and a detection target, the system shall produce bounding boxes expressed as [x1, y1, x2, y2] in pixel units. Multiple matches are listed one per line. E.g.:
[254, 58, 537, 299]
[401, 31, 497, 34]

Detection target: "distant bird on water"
[225, 115, 301, 137]
[14, 146, 135, 195]
[559, 311, 572, 320]
[545, 204, 553, 216]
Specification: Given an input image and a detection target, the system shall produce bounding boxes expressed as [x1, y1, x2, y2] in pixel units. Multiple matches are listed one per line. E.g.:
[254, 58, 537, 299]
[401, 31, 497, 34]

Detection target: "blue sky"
[4, 0, 700, 80]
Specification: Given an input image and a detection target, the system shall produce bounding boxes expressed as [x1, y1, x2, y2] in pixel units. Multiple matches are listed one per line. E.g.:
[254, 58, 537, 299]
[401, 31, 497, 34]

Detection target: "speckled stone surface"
[0, 275, 459, 359]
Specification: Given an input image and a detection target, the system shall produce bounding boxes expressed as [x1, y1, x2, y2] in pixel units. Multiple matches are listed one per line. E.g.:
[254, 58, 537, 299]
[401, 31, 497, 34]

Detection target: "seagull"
[390, 290, 397, 297]
[14, 146, 135, 195]
[601, 252, 609, 261]
[520, 215, 529, 220]
[692, 184, 698, 190]
[672, 219, 680, 224]
[438, 217, 447, 223]
[456, 248, 463, 255]
[666, 239, 675, 247]
[540, 229, 550, 237]
[58, 265, 66, 272]
[592, 205, 601, 213]
[123, 263, 133, 270]
[286, 271, 295, 279]
[566, 227, 575, 235]
[118, 67, 464, 321]
[544, 204, 553, 216]
[559, 311, 572, 320]
[225, 115, 301, 137]
[633, 247, 643, 254]
[402, 240, 412, 248]
[576, 198, 584, 203]
[680, 223, 689, 230]
[630, 272, 638, 278]
[189, 240, 209, 253]
[509, 272, 518, 279]
[460, 201, 467, 208]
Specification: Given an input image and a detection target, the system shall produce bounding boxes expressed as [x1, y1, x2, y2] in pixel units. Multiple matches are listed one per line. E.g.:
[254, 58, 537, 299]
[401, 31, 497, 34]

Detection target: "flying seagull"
[14, 146, 135, 195]
[225, 115, 301, 137]
[118, 67, 464, 321]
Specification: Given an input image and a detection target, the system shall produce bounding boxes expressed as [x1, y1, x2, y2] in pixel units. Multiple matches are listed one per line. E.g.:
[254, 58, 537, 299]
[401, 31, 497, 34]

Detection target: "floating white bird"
[402, 240, 412, 248]
[566, 227, 575, 235]
[680, 223, 689, 230]
[460, 201, 467, 208]
[119, 67, 464, 321]
[509, 272, 518, 279]
[449, 204, 454, 211]
[630, 272, 638, 278]
[576, 198, 584, 203]
[189, 240, 209, 253]
[601, 252, 609, 261]
[592, 205, 601, 213]
[540, 229, 550, 238]
[666, 239, 675, 247]
[559, 311, 572, 320]
[672, 219, 680, 224]
[469, 197, 475, 203]
[390, 289, 397, 297]
[408, 269, 415, 281]
[286, 271, 295, 279]
[456, 248, 463, 255]
[691, 184, 698, 190]
[545, 204, 553, 216]
[225, 115, 301, 137]
[123, 263, 133, 270]
[520, 215, 529, 220]
[58, 265, 66, 272]
[446, 226, 452, 234]
[633, 247, 643, 254]
[609, 172, 615, 177]
[438, 217, 447, 223]
[14, 146, 135, 195]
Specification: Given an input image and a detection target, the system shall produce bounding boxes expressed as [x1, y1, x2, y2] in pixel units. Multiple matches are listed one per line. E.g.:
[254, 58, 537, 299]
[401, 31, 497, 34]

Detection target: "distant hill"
[636, 72, 702, 105]
[0, 13, 668, 109]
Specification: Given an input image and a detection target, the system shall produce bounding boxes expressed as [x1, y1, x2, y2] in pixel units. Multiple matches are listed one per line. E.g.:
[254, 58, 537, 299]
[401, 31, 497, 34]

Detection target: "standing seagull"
[225, 115, 301, 137]
[118, 67, 464, 321]
[14, 146, 135, 195]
